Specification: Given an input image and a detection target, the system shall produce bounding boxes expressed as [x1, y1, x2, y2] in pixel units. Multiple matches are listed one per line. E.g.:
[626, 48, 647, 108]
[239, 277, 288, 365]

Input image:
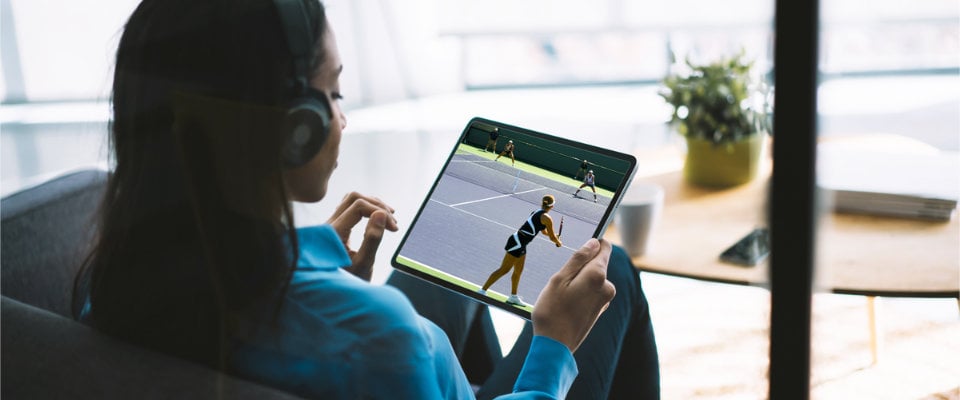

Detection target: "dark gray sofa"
[1, 169, 304, 399]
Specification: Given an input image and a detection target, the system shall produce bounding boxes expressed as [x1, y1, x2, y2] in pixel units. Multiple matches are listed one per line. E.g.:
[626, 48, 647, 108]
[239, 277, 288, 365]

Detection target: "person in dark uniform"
[479, 195, 562, 305]
[574, 159, 589, 180]
[494, 139, 516, 166]
[484, 127, 500, 152]
[574, 170, 598, 203]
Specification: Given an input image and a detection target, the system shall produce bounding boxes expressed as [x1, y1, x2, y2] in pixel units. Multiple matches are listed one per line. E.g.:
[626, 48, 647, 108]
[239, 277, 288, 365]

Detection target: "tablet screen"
[391, 117, 638, 319]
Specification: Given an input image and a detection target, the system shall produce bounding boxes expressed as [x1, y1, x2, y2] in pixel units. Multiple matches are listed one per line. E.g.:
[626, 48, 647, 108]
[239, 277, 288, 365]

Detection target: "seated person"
[73, 0, 660, 398]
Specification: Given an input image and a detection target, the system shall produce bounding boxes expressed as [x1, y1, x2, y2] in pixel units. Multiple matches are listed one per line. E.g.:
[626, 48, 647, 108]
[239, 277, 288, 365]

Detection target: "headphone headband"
[272, 0, 332, 169]
[273, 0, 316, 88]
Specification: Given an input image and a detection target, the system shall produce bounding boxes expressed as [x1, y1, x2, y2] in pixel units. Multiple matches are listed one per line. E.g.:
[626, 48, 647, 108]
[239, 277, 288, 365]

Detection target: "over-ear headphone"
[273, 0, 331, 168]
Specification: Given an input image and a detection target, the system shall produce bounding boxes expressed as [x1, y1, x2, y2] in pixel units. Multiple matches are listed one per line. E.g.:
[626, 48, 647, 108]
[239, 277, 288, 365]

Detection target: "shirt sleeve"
[494, 335, 579, 400]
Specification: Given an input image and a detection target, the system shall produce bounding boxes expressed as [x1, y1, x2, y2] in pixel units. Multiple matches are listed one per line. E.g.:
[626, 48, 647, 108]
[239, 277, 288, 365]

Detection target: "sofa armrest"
[1, 169, 107, 317]
[1, 296, 306, 399]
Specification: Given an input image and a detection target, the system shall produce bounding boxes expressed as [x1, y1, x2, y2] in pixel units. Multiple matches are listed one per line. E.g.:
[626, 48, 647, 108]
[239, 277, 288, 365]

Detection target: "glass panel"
[11, 0, 957, 396]
[462, 32, 668, 88]
[813, 0, 960, 397]
[430, 0, 779, 398]
[1, 0, 137, 194]
[438, 0, 609, 32]
[0, 105, 108, 196]
[443, 0, 775, 89]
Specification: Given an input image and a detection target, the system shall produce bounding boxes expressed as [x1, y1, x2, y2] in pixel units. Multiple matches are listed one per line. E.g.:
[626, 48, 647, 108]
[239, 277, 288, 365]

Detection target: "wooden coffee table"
[607, 169, 959, 297]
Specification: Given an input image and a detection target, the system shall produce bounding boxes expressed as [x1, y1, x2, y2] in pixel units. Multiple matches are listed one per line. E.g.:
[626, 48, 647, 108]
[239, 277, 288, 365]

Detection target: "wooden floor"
[487, 272, 960, 400]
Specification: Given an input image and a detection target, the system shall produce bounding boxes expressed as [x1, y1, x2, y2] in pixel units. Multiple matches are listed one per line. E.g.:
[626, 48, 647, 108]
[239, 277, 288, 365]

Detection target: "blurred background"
[3, 0, 957, 195]
[2, 0, 958, 398]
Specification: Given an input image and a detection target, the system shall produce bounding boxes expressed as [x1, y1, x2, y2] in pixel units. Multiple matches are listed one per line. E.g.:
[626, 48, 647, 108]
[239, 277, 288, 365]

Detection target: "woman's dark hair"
[73, 0, 327, 368]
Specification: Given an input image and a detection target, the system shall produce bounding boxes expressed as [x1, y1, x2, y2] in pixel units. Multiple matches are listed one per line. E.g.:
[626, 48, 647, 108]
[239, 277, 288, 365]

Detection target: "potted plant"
[659, 52, 773, 187]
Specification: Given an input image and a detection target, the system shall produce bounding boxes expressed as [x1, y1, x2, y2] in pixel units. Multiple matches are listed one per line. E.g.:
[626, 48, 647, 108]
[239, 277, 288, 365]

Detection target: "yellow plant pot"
[683, 134, 766, 188]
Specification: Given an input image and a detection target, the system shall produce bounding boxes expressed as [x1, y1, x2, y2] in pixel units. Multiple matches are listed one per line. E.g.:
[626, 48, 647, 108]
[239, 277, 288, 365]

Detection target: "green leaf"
[658, 50, 773, 144]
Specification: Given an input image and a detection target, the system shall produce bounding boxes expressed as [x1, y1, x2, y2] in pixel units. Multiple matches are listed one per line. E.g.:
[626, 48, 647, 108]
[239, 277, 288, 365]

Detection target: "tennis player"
[574, 159, 589, 180]
[479, 195, 562, 305]
[484, 127, 500, 152]
[494, 139, 516, 166]
[574, 170, 598, 203]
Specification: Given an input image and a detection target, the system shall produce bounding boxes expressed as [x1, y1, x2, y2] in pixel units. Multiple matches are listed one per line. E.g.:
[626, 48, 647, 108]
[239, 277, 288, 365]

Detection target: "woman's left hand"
[326, 192, 399, 281]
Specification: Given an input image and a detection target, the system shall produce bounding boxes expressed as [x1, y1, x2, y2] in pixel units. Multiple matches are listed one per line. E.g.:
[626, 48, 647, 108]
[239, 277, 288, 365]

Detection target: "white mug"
[615, 182, 664, 258]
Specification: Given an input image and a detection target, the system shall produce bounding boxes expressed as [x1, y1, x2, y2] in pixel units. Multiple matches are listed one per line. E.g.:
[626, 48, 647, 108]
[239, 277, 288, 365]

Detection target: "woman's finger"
[570, 240, 616, 307]
[329, 198, 398, 240]
[577, 239, 613, 285]
[551, 238, 601, 283]
[328, 192, 396, 226]
[346, 211, 389, 281]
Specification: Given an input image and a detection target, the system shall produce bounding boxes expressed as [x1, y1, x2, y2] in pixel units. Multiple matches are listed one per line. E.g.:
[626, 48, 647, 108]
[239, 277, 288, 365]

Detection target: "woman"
[479, 195, 563, 305]
[574, 170, 599, 203]
[74, 0, 659, 398]
[495, 139, 516, 166]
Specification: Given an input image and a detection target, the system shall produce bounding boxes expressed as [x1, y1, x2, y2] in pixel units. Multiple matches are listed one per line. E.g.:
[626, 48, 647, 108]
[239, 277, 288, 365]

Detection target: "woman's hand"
[532, 238, 615, 353]
[326, 192, 399, 281]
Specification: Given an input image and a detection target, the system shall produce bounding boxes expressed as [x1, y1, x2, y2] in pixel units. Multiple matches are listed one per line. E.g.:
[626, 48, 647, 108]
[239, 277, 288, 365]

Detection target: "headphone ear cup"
[280, 89, 331, 168]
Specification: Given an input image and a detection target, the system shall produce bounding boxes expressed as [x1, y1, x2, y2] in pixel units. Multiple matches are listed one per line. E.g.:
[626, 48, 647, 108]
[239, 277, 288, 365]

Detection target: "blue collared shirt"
[232, 225, 577, 399]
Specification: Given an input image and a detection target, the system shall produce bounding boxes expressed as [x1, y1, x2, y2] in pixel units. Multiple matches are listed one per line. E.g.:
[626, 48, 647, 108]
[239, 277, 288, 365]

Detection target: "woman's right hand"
[326, 192, 399, 281]
[532, 238, 615, 353]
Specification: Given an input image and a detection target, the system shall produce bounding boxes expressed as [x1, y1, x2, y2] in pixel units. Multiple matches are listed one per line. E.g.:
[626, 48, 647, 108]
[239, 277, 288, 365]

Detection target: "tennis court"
[397, 148, 609, 305]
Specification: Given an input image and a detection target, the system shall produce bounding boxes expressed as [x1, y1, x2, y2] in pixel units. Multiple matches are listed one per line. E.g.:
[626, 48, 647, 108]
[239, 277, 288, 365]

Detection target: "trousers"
[387, 245, 660, 399]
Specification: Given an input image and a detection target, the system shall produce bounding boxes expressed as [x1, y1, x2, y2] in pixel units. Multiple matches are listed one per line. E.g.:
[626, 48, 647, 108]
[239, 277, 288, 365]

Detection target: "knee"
[610, 245, 632, 272]
[608, 245, 640, 293]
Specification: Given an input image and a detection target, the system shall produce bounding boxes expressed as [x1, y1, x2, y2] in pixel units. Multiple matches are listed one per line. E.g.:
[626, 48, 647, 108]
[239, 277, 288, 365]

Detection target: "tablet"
[391, 117, 638, 319]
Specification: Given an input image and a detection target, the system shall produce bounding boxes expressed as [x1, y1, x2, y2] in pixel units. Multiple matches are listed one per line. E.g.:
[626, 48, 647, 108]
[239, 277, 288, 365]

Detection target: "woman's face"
[283, 20, 347, 203]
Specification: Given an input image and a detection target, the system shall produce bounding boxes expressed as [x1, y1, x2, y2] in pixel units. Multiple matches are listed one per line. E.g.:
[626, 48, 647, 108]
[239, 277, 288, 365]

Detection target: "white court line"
[429, 198, 577, 251]
[449, 187, 547, 207]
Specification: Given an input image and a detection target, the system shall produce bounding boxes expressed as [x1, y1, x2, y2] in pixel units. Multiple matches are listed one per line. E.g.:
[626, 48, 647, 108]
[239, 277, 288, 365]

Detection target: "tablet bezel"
[390, 117, 638, 320]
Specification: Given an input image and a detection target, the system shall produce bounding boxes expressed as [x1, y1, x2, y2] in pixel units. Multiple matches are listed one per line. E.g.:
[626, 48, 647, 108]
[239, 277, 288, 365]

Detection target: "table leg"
[867, 296, 881, 365]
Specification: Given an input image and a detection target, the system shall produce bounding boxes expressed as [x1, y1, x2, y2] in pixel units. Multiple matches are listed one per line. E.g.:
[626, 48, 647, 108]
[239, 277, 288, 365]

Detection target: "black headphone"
[273, 0, 332, 168]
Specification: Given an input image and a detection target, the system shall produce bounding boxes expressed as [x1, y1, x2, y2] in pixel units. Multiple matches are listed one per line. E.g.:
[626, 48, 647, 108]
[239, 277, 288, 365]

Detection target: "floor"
[571, 274, 959, 399]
